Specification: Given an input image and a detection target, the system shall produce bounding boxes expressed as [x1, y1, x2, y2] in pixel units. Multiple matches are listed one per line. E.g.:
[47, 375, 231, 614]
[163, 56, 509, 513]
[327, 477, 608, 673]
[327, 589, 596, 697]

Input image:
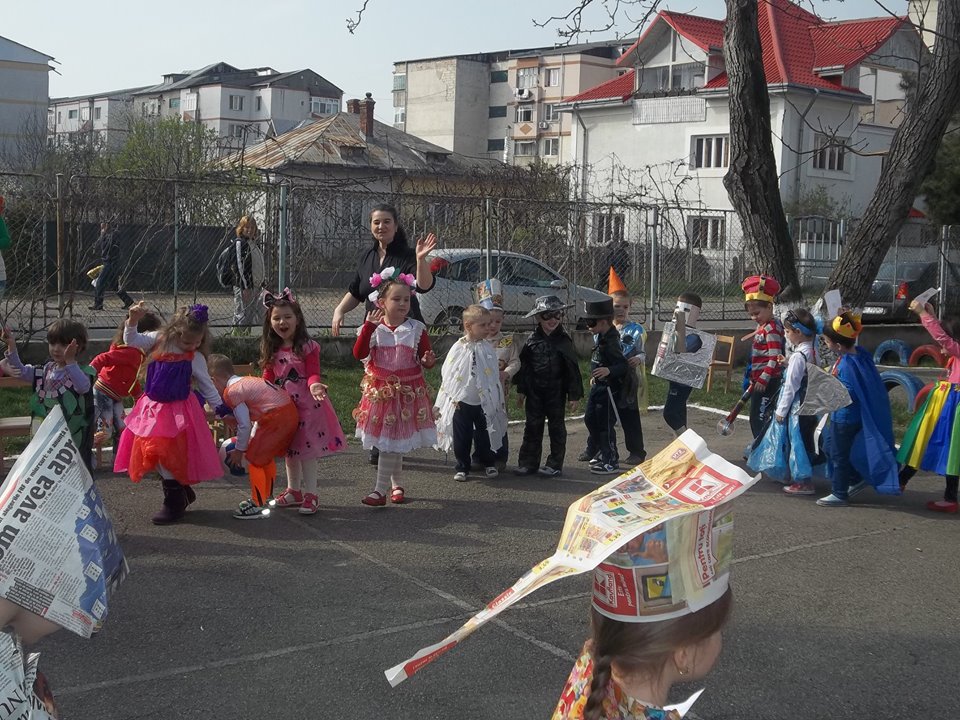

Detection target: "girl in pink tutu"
[352, 268, 437, 507]
[261, 289, 346, 515]
[114, 302, 224, 525]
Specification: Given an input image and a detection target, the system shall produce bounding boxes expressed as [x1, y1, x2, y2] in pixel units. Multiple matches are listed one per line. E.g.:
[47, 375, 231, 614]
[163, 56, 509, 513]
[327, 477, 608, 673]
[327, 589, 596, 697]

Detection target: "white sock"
[285, 458, 302, 492]
[375, 452, 402, 495]
[301, 459, 319, 496]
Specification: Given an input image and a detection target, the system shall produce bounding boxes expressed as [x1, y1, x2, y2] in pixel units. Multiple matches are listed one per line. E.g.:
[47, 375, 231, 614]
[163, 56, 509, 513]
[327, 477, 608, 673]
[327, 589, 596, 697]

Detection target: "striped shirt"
[750, 320, 784, 388]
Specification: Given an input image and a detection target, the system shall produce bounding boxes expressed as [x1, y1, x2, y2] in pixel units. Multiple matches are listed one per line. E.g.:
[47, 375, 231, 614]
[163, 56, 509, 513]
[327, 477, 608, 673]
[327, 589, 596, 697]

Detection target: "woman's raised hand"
[415, 232, 437, 261]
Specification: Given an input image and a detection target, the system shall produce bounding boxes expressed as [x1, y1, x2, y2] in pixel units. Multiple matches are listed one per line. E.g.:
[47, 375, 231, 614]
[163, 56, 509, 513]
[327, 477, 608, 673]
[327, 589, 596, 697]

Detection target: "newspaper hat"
[581, 297, 615, 320]
[742, 274, 780, 304]
[524, 295, 572, 318]
[474, 278, 504, 311]
[592, 507, 734, 623]
[607, 266, 628, 295]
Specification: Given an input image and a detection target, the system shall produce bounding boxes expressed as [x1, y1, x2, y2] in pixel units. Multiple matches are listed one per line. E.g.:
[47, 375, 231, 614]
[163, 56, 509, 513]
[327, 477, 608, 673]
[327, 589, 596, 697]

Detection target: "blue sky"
[11, 0, 896, 121]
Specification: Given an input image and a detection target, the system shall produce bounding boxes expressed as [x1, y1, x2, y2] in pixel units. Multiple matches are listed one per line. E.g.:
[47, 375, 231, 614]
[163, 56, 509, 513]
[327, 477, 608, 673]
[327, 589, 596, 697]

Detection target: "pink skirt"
[114, 394, 222, 485]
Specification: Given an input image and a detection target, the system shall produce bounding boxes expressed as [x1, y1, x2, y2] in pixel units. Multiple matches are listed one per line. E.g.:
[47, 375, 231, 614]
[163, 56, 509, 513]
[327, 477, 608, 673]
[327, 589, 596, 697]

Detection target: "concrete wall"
[403, 58, 462, 152]
[0, 52, 49, 165]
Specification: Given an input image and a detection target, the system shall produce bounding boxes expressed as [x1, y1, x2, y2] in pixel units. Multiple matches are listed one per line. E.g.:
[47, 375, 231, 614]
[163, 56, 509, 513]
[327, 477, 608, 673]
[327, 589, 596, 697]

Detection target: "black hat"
[524, 295, 572, 318]
[581, 297, 614, 320]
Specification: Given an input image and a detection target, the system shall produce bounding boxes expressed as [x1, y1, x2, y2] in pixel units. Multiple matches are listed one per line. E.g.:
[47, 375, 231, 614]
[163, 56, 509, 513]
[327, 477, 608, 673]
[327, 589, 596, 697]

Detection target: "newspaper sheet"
[0, 631, 56, 719]
[0, 407, 127, 638]
[385, 429, 758, 686]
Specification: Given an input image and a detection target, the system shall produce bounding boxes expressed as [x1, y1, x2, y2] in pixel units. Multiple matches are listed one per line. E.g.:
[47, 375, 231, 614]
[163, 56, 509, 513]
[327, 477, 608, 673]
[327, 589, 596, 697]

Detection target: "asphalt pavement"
[38, 406, 959, 720]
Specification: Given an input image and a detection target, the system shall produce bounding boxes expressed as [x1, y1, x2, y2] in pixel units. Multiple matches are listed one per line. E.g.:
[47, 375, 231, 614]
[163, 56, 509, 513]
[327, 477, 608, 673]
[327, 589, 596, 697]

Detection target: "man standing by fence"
[89, 222, 133, 311]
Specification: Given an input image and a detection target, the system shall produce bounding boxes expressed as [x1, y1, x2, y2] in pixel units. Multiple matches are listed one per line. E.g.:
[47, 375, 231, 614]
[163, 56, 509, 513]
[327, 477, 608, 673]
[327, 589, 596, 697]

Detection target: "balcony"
[632, 95, 706, 125]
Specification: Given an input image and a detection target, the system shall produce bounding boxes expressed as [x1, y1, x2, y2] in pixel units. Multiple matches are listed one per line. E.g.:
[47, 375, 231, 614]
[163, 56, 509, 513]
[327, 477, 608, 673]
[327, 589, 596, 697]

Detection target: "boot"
[152, 478, 188, 525]
[184, 485, 197, 506]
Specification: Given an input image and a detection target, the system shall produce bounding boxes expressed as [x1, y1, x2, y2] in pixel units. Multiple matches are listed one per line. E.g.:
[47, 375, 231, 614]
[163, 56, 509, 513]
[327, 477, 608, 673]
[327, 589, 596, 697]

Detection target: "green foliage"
[102, 116, 223, 179]
[921, 132, 960, 226]
[783, 185, 852, 221]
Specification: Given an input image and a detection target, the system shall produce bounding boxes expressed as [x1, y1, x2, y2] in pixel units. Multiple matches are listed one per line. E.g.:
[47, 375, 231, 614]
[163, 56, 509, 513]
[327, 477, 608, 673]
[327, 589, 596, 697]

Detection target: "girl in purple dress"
[261, 290, 346, 515]
[114, 303, 224, 524]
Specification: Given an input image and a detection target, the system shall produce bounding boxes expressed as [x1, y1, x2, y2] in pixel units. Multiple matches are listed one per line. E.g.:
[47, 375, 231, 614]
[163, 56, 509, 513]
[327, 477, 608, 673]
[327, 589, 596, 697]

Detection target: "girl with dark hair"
[260, 289, 345, 516]
[898, 299, 960, 513]
[331, 204, 437, 335]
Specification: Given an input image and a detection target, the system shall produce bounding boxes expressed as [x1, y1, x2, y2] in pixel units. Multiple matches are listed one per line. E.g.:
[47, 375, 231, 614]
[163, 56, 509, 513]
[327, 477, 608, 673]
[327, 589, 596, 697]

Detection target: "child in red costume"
[209, 354, 299, 520]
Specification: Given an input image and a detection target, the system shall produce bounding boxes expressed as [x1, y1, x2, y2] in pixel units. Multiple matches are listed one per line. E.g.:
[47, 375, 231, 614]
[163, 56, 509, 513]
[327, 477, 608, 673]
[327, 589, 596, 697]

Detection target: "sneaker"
[233, 498, 270, 519]
[588, 457, 603, 468]
[927, 499, 959, 513]
[783, 483, 815, 496]
[815, 493, 849, 507]
[847, 480, 869, 498]
[299, 493, 319, 515]
[576, 451, 593, 462]
[454, 471, 468, 482]
[485, 467, 499, 478]
[513, 467, 538, 476]
[274, 488, 303, 507]
[538, 466, 561, 477]
[590, 462, 621, 475]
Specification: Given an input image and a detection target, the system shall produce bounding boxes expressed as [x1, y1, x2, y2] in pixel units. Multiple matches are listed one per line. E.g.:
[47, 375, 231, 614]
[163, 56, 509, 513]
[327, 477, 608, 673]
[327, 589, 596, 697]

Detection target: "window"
[228, 124, 245, 138]
[690, 216, 726, 250]
[310, 96, 338, 114]
[543, 104, 557, 122]
[169, 97, 180, 110]
[639, 65, 670, 92]
[517, 67, 538, 89]
[544, 67, 560, 87]
[487, 138, 505, 152]
[514, 140, 536, 156]
[691, 135, 729, 169]
[489, 105, 507, 118]
[68, 109, 78, 119]
[671, 62, 705, 90]
[255, 96, 262, 112]
[813, 134, 848, 172]
[393, 74, 407, 91]
[94, 107, 101, 120]
[500, 257, 557, 287]
[541, 137, 560, 156]
[490, 70, 508, 84]
[394, 107, 406, 126]
[80, 107, 89, 121]
[229, 95, 244, 111]
[57, 111, 62, 123]
[516, 106, 532, 123]
[594, 213, 625, 244]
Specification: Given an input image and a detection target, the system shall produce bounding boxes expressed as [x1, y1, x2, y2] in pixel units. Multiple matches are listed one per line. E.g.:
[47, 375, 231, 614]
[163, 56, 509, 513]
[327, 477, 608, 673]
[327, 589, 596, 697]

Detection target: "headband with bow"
[262, 287, 297, 308]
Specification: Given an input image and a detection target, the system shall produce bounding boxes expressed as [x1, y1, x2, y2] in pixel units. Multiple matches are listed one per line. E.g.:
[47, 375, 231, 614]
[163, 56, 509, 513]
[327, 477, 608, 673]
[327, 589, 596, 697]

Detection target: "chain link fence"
[0, 172, 951, 341]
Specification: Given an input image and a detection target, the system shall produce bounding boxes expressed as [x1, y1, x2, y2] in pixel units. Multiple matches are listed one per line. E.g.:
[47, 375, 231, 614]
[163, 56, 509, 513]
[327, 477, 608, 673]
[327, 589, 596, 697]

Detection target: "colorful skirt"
[898, 381, 960, 476]
[114, 393, 222, 485]
[353, 370, 437, 454]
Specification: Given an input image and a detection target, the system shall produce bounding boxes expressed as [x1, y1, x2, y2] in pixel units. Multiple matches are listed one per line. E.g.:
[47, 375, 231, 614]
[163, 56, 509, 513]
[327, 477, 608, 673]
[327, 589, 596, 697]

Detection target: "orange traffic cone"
[607, 266, 628, 295]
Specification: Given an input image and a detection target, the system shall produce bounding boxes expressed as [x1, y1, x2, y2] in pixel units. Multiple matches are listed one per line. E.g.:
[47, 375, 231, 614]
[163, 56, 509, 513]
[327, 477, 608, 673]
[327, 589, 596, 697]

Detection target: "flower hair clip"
[368, 266, 417, 302]
[263, 287, 297, 308]
[188, 304, 209, 324]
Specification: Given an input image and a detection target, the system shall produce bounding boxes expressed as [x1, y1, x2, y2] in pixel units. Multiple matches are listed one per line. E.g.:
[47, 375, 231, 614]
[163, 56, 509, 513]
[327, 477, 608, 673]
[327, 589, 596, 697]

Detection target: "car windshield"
[875, 262, 932, 282]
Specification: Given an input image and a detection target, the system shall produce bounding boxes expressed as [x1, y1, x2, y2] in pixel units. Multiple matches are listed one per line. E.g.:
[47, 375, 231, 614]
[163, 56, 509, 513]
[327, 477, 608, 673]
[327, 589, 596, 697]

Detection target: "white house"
[48, 86, 151, 151]
[559, 0, 926, 279]
[0, 35, 54, 168]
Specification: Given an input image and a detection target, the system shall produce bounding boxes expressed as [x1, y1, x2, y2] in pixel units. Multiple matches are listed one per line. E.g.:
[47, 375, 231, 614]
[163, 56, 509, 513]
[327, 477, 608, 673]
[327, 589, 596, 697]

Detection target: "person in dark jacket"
[89, 223, 133, 311]
[513, 296, 583, 477]
[231, 215, 265, 331]
[583, 298, 630, 475]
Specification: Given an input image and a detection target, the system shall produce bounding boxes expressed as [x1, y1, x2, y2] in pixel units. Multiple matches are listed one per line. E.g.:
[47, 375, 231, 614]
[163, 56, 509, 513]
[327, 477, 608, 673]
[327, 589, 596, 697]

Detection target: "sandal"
[390, 486, 405, 504]
[361, 490, 387, 507]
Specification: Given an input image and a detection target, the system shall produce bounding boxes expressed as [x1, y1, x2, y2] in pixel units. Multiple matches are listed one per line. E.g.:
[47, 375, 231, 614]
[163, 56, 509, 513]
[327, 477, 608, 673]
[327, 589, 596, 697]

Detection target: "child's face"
[464, 317, 491, 342]
[588, 318, 612, 333]
[487, 310, 504, 336]
[612, 296, 631, 323]
[211, 374, 228, 394]
[179, 330, 203, 353]
[379, 283, 411, 321]
[783, 325, 805, 346]
[537, 311, 562, 334]
[270, 305, 298, 342]
[746, 302, 773, 326]
[48, 342, 68, 364]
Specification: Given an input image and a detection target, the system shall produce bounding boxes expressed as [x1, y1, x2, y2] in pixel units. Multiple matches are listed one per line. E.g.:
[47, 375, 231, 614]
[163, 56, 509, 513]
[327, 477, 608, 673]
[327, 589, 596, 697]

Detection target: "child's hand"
[64, 339, 79, 364]
[627, 355, 643, 368]
[499, 370, 508, 384]
[365, 308, 384, 325]
[310, 382, 328, 402]
[226, 448, 245, 466]
[775, 414, 785, 424]
[421, 349, 437, 368]
[127, 301, 148, 325]
[1, 327, 14, 353]
[0, 358, 19, 378]
[416, 232, 438, 262]
[591, 366, 610, 380]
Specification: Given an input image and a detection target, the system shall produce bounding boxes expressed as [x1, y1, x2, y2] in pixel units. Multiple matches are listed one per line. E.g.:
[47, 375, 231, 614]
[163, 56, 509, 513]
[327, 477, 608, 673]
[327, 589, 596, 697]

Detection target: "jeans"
[828, 420, 862, 499]
[453, 403, 493, 471]
[93, 387, 126, 435]
[663, 382, 693, 433]
[584, 385, 618, 465]
[620, 405, 646, 460]
[93, 261, 133, 308]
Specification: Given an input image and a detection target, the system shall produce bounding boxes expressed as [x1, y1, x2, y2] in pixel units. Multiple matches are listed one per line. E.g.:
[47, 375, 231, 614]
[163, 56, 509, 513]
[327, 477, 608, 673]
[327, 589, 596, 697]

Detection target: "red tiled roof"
[564, 69, 635, 104]
[618, 0, 905, 97]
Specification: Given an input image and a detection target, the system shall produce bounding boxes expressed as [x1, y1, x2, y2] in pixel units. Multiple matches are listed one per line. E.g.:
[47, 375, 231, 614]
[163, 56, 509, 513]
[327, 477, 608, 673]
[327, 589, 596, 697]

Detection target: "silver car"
[422, 248, 611, 330]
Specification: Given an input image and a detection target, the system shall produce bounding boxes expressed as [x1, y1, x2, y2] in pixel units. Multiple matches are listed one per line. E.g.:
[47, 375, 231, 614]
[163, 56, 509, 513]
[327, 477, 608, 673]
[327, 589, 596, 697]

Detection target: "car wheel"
[431, 306, 464, 334]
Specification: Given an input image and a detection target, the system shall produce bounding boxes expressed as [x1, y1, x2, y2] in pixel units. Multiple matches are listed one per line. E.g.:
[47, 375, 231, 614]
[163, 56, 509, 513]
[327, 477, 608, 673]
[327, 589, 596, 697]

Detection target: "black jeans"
[620, 405, 646, 460]
[94, 260, 133, 308]
[749, 377, 782, 440]
[663, 382, 693, 433]
[585, 385, 618, 465]
[518, 390, 567, 471]
[453, 403, 493, 471]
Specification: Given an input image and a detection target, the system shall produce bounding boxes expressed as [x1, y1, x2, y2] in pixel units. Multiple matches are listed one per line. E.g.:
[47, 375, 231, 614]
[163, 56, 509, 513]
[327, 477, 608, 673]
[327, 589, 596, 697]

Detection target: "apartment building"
[0, 35, 53, 166]
[392, 41, 626, 165]
[48, 86, 150, 150]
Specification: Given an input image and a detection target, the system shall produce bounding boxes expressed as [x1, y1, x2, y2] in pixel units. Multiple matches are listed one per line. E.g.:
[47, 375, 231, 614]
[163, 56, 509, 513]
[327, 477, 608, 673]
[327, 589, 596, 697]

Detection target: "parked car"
[421, 249, 611, 330]
[863, 261, 938, 322]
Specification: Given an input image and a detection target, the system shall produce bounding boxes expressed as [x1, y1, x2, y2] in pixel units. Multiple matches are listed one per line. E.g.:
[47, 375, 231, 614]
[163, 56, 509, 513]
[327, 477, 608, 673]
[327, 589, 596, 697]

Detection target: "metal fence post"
[648, 207, 659, 330]
[55, 173, 64, 316]
[484, 197, 492, 278]
[173, 181, 180, 311]
[278, 184, 288, 291]
[940, 225, 949, 320]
